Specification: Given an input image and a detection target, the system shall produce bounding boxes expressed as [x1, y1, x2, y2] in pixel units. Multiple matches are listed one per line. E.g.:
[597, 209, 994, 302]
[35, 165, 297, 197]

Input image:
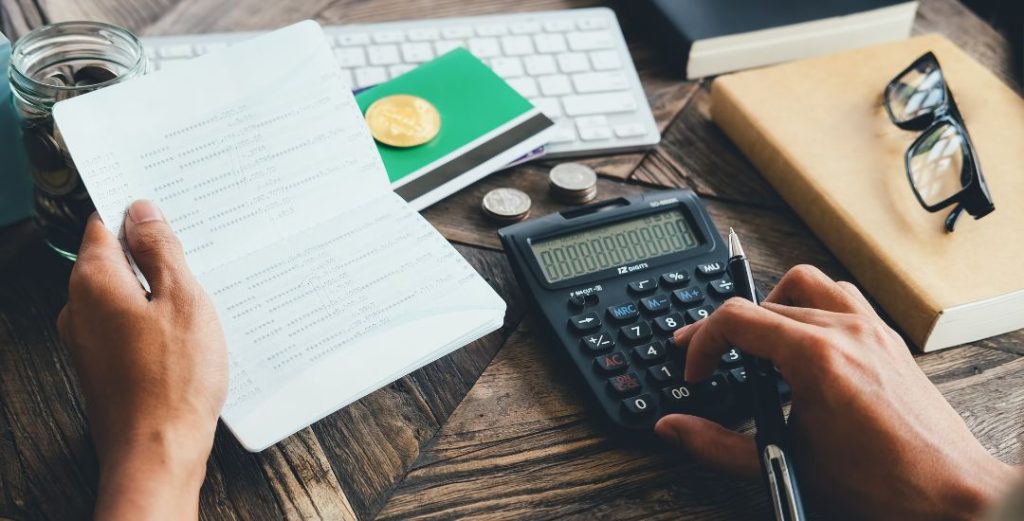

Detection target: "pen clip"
[764, 444, 802, 521]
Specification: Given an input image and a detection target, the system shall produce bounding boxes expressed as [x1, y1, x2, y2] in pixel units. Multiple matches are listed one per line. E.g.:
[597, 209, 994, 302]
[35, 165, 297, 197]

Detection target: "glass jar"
[9, 21, 147, 260]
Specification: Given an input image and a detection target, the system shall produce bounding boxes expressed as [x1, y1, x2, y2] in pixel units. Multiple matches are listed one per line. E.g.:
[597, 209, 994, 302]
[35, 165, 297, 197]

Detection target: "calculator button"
[696, 262, 726, 277]
[639, 294, 671, 315]
[721, 348, 743, 365]
[619, 321, 652, 343]
[701, 373, 729, 404]
[648, 362, 680, 383]
[728, 366, 748, 384]
[672, 286, 705, 307]
[685, 305, 715, 323]
[622, 394, 654, 416]
[608, 372, 643, 396]
[568, 293, 588, 309]
[662, 383, 696, 409]
[594, 351, 629, 374]
[627, 278, 658, 294]
[708, 278, 735, 298]
[633, 341, 666, 363]
[569, 312, 601, 332]
[661, 270, 690, 286]
[606, 302, 639, 322]
[653, 313, 685, 334]
[580, 331, 615, 353]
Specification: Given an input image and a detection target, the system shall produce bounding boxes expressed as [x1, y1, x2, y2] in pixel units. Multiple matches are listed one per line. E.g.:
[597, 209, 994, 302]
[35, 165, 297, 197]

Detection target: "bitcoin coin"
[481, 188, 532, 223]
[365, 94, 441, 148]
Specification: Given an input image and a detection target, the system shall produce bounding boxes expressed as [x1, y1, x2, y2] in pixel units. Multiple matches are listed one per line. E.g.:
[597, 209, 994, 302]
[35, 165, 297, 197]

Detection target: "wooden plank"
[914, 0, 1018, 90]
[0, 0, 47, 37]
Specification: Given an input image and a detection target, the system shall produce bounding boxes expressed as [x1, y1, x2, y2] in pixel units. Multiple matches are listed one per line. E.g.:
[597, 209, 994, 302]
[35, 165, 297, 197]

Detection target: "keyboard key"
[334, 47, 366, 67]
[336, 33, 371, 46]
[608, 372, 642, 396]
[557, 52, 590, 73]
[589, 50, 621, 70]
[534, 33, 568, 54]
[622, 394, 654, 416]
[372, 30, 404, 43]
[434, 40, 465, 55]
[401, 42, 434, 63]
[539, 74, 572, 96]
[367, 44, 401, 65]
[354, 67, 388, 87]
[562, 92, 638, 116]
[628, 278, 657, 293]
[501, 35, 534, 56]
[158, 44, 194, 59]
[673, 286, 705, 306]
[620, 321, 652, 343]
[640, 294, 671, 315]
[567, 30, 615, 51]
[634, 341, 666, 362]
[549, 120, 576, 143]
[441, 26, 474, 39]
[721, 348, 743, 365]
[594, 351, 629, 374]
[524, 55, 558, 75]
[336, 68, 354, 87]
[489, 57, 524, 78]
[615, 123, 648, 138]
[529, 97, 562, 118]
[661, 270, 690, 286]
[578, 17, 610, 30]
[475, 23, 507, 37]
[575, 115, 609, 128]
[572, 71, 629, 93]
[606, 302, 639, 322]
[543, 19, 575, 32]
[388, 64, 416, 77]
[507, 77, 539, 97]
[728, 366, 748, 384]
[580, 331, 614, 353]
[648, 362, 680, 383]
[570, 311, 601, 333]
[685, 305, 715, 323]
[578, 121, 611, 140]
[662, 383, 696, 409]
[708, 278, 735, 298]
[653, 313, 684, 334]
[696, 262, 726, 277]
[511, 21, 542, 34]
[468, 37, 501, 58]
[407, 28, 440, 41]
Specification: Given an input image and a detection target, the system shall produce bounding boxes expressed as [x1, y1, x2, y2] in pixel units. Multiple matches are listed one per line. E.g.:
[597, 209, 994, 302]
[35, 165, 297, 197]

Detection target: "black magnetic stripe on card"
[393, 112, 554, 202]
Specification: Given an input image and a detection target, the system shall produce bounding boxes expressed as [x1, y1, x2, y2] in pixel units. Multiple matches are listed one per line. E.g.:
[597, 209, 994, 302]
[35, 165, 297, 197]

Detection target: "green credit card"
[356, 48, 554, 210]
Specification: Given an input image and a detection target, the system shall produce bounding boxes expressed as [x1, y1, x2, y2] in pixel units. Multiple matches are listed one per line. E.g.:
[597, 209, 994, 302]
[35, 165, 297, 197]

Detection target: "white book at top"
[53, 20, 506, 451]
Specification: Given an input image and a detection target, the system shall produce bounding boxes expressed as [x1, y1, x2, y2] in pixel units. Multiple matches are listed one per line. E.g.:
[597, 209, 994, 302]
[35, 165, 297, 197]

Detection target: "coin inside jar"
[481, 188, 532, 223]
[549, 162, 598, 205]
[73, 64, 119, 86]
[365, 94, 442, 148]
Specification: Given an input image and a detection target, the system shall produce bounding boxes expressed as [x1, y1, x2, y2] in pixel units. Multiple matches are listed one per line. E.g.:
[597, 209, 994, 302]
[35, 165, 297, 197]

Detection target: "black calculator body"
[499, 190, 761, 435]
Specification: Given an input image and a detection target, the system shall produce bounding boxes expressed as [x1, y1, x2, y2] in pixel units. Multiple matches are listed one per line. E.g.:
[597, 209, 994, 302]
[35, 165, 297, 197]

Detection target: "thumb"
[123, 199, 191, 297]
[655, 414, 760, 480]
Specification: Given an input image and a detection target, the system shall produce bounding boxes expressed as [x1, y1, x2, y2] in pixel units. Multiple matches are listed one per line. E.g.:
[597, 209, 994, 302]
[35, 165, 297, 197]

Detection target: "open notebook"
[53, 21, 506, 451]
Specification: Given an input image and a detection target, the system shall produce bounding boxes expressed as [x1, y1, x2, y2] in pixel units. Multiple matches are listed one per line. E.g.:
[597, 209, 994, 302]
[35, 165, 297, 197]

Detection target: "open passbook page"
[53, 21, 506, 451]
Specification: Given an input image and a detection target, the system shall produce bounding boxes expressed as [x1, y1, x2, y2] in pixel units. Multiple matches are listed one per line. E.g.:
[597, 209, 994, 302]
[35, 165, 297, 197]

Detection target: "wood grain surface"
[0, 0, 1021, 519]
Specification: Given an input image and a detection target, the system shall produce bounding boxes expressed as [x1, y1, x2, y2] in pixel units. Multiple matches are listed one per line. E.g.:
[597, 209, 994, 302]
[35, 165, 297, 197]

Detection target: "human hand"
[58, 200, 227, 520]
[655, 265, 1017, 521]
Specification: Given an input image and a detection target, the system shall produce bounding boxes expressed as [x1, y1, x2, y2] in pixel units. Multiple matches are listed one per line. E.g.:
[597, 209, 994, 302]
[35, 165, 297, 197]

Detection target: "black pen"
[727, 228, 807, 521]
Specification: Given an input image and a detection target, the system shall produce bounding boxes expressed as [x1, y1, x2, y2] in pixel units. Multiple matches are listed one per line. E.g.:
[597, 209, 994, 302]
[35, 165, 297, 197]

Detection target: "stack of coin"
[481, 187, 532, 224]
[549, 162, 598, 205]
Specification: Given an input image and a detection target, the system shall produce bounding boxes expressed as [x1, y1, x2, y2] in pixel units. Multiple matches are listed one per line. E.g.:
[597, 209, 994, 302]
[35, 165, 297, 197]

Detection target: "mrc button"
[606, 302, 639, 322]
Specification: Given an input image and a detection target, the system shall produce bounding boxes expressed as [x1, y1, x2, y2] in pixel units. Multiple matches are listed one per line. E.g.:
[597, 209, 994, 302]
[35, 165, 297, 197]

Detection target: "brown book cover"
[710, 34, 1024, 351]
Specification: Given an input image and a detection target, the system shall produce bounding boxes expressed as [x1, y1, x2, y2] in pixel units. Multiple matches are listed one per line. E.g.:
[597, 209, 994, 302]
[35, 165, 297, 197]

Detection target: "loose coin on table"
[482, 188, 532, 224]
[365, 94, 442, 148]
[549, 162, 598, 205]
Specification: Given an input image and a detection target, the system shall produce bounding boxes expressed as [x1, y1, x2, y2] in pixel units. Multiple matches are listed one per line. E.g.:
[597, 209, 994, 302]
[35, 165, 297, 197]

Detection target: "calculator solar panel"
[499, 190, 756, 434]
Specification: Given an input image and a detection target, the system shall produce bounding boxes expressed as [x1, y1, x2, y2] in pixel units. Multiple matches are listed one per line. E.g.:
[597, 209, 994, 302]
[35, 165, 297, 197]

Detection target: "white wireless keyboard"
[141, 8, 660, 159]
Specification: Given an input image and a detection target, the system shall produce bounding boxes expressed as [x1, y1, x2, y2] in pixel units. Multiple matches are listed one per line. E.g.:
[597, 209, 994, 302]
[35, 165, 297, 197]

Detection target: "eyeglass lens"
[908, 121, 968, 207]
[888, 60, 945, 123]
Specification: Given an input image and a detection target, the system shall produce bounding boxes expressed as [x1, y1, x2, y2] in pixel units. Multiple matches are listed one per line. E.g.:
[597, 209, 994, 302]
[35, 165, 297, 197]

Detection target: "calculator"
[499, 189, 771, 435]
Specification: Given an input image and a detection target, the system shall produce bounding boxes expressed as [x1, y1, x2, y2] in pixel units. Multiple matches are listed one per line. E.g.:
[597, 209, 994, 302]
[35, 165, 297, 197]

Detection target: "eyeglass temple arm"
[945, 204, 965, 233]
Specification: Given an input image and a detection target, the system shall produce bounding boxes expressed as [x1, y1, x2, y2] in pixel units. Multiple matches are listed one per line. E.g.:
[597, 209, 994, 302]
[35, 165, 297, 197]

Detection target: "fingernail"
[128, 200, 164, 224]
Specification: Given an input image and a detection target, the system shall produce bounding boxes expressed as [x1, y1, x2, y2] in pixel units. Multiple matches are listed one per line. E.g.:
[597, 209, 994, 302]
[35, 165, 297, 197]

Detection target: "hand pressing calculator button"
[499, 189, 790, 436]
[721, 348, 743, 364]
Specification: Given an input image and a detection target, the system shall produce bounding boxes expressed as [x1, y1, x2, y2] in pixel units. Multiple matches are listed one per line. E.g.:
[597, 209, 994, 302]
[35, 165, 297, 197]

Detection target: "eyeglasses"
[884, 52, 994, 232]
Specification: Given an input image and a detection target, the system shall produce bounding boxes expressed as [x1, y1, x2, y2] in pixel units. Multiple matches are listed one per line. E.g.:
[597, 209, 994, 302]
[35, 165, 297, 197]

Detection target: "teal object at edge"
[0, 31, 33, 227]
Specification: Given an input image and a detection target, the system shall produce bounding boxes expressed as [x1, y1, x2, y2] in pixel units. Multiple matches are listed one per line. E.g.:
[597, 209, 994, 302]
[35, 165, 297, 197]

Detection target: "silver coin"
[549, 162, 597, 192]
[73, 64, 118, 87]
[482, 188, 532, 219]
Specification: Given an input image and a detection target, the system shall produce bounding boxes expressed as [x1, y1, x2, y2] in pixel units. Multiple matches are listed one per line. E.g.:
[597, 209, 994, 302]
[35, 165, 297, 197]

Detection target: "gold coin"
[365, 94, 441, 148]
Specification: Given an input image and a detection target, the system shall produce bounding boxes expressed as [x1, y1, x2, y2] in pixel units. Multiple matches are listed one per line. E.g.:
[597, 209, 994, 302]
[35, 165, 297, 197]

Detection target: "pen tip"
[728, 228, 744, 258]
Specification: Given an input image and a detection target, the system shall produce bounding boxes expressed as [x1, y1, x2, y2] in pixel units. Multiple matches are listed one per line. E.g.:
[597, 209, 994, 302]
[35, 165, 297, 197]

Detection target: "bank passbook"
[53, 21, 506, 451]
[500, 190, 785, 434]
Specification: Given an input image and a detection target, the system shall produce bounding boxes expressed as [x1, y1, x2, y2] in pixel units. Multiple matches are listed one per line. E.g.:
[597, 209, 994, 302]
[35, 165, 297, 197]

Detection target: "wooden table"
[1, 1, 1021, 519]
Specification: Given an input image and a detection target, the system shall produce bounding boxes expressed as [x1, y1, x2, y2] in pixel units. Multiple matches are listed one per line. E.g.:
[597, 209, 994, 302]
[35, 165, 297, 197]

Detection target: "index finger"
[677, 298, 814, 382]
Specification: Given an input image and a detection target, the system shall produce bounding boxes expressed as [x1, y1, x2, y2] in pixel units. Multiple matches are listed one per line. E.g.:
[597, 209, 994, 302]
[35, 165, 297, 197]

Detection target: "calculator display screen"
[530, 210, 700, 284]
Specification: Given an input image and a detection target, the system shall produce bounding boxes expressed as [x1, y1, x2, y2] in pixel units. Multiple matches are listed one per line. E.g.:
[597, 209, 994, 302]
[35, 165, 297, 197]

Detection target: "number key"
[662, 383, 696, 410]
[633, 341, 666, 363]
[622, 393, 654, 416]
[685, 304, 715, 323]
[628, 278, 657, 294]
[619, 321, 652, 343]
[648, 362, 680, 383]
[653, 313, 684, 334]
[639, 294, 671, 315]
[721, 348, 743, 364]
